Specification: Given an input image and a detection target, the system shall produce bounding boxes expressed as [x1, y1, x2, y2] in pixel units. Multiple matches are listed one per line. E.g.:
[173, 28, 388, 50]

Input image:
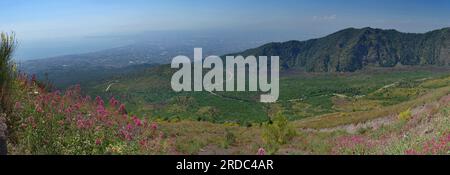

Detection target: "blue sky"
[1, 0, 450, 59]
[2, 0, 450, 39]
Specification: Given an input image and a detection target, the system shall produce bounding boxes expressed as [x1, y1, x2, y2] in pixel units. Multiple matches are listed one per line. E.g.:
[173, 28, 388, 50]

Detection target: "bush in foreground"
[262, 112, 297, 154]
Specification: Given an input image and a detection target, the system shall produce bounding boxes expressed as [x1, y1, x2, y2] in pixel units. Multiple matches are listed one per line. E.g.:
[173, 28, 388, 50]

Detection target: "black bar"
[1, 155, 448, 174]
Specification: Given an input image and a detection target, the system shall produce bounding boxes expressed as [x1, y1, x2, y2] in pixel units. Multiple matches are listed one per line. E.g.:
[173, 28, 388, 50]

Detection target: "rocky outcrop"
[0, 113, 7, 155]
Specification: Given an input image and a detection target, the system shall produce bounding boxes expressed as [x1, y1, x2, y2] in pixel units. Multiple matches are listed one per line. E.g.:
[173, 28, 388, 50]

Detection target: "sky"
[1, 0, 450, 60]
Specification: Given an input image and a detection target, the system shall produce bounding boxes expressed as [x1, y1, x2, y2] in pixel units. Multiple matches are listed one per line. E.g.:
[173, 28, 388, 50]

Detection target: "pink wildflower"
[139, 139, 148, 147]
[109, 97, 119, 108]
[35, 106, 44, 113]
[14, 102, 22, 109]
[64, 107, 73, 114]
[95, 96, 104, 106]
[118, 104, 127, 114]
[95, 139, 102, 145]
[96, 105, 108, 117]
[405, 149, 418, 155]
[76, 119, 85, 129]
[126, 123, 133, 130]
[257, 148, 266, 155]
[120, 130, 133, 141]
[132, 116, 142, 127]
[151, 123, 158, 130]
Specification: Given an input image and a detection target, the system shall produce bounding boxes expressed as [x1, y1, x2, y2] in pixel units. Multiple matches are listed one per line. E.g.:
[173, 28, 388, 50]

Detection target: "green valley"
[86, 65, 450, 125]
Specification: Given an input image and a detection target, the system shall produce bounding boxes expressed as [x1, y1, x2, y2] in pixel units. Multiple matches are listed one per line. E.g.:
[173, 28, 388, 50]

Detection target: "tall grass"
[0, 32, 16, 113]
[0, 32, 16, 155]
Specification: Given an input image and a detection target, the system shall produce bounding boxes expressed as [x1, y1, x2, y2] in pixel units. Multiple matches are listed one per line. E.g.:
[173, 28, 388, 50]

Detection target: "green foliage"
[196, 106, 220, 121]
[0, 32, 16, 113]
[261, 112, 297, 154]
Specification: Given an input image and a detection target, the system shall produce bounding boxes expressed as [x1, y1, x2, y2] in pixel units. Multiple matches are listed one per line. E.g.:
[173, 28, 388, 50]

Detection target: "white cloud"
[312, 14, 337, 21]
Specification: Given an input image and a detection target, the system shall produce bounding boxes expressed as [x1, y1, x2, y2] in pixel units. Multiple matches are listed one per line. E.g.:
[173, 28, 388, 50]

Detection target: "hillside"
[232, 27, 450, 72]
[86, 65, 450, 125]
[6, 71, 450, 155]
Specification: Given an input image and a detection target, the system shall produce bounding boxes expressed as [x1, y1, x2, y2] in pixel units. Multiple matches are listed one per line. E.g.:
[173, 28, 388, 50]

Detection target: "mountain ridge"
[231, 27, 450, 72]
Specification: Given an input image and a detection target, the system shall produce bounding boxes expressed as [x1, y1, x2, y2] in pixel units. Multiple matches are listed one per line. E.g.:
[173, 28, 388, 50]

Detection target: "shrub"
[261, 112, 297, 154]
[398, 108, 412, 121]
[0, 32, 16, 113]
[220, 129, 236, 149]
[196, 106, 219, 121]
